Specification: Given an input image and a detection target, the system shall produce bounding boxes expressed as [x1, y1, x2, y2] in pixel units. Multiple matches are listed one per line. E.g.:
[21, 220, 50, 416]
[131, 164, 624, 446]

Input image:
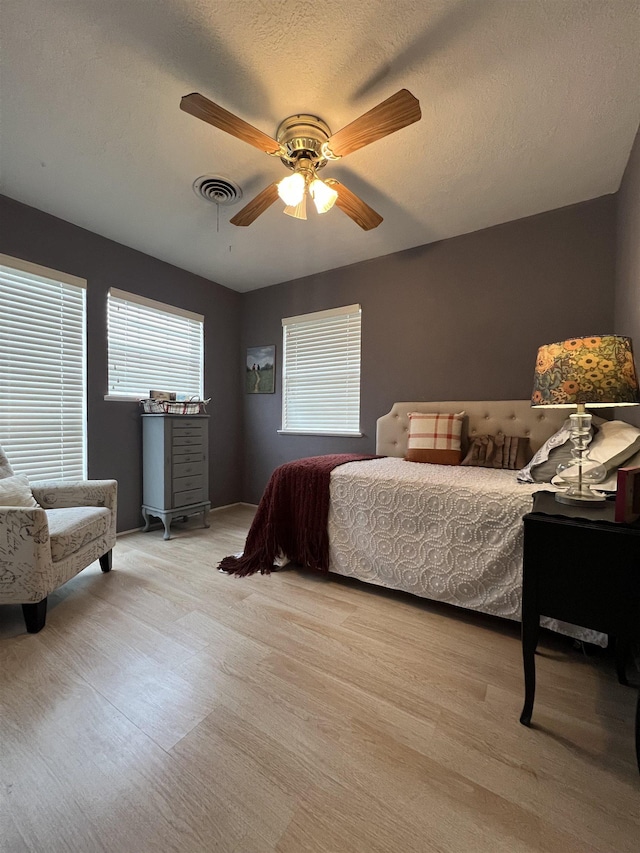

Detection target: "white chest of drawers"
[141, 414, 211, 539]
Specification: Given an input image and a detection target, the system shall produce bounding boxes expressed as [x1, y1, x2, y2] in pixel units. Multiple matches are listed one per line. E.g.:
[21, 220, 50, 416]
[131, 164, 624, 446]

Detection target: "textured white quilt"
[328, 457, 604, 645]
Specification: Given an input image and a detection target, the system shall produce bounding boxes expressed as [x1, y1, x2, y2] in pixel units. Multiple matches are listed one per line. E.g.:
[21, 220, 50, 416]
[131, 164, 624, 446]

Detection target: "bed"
[326, 400, 604, 644]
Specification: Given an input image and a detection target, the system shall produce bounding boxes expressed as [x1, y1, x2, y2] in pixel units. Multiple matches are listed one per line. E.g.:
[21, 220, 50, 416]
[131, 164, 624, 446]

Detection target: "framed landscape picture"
[246, 345, 275, 393]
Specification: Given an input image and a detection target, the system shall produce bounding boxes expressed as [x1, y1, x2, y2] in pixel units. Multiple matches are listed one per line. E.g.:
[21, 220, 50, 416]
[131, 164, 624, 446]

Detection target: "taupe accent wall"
[241, 197, 616, 503]
[0, 194, 243, 532]
[615, 124, 640, 428]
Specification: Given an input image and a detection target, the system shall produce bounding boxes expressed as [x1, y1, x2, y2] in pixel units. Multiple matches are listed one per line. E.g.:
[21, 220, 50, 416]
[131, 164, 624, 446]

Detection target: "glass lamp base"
[555, 488, 607, 505]
[554, 408, 607, 505]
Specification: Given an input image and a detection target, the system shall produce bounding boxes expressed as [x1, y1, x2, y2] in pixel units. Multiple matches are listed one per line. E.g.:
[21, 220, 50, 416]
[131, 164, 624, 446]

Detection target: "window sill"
[104, 395, 142, 402]
[277, 429, 363, 437]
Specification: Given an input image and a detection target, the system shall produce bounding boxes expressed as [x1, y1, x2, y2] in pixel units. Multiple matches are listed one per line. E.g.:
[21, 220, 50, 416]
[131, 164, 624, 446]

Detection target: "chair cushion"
[46, 506, 111, 563]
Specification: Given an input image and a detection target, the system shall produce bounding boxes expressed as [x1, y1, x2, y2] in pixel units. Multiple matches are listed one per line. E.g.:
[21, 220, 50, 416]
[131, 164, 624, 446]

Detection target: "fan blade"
[326, 180, 383, 230]
[230, 183, 280, 226]
[180, 93, 281, 155]
[325, 89, 421, 158]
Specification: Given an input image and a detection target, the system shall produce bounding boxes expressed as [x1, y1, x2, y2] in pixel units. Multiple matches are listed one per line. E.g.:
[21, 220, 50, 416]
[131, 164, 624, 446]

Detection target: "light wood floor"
[1, 505, 638, 853]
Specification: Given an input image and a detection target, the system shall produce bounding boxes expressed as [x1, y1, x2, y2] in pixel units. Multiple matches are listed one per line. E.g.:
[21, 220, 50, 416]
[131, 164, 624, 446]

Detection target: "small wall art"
[246, 345, 275, 394]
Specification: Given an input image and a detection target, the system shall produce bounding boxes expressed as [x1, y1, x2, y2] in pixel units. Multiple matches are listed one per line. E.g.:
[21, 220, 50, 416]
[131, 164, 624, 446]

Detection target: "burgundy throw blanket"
[218, 454, 377, 577]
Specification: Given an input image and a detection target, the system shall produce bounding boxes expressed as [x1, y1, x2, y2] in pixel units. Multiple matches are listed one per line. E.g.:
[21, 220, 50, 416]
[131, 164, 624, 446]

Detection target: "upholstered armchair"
[0, 446, 117, 633]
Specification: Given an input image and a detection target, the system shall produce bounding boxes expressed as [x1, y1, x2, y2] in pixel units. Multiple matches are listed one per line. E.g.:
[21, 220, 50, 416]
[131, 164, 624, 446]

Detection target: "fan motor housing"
[276, 114, 331, 170]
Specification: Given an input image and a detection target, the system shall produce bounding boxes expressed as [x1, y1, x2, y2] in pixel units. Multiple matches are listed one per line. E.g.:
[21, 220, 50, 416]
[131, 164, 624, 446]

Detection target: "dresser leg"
[203, 507, 210, 529]
[141, 508, 151, 532]
[162, 516, 172, 540]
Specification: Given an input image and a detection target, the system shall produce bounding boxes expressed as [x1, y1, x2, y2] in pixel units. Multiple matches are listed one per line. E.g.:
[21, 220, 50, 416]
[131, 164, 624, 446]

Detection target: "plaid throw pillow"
[405, 412, 465, 465]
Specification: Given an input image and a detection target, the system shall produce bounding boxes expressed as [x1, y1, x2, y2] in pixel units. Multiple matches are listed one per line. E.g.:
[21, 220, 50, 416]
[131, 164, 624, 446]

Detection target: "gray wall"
[0, 191, 619, 518]
[0, 194, 243, 531]
[242, 197, 616, 503]
[615, 125, 640, 428]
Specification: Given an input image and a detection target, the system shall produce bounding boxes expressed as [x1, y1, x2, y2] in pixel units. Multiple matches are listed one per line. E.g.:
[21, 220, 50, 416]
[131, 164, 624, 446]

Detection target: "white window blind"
[107, 289, 204, 399]
[281, 304, 361, 435]
[0, 254, 87, 480]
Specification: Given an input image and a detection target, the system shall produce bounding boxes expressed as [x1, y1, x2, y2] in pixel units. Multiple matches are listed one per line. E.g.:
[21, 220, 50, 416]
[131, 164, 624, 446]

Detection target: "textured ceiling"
[1, 0, 639, 292]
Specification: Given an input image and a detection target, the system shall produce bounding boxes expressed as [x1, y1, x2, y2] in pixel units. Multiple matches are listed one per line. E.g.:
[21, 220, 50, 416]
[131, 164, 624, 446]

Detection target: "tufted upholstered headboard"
[376, 401, 569, 458]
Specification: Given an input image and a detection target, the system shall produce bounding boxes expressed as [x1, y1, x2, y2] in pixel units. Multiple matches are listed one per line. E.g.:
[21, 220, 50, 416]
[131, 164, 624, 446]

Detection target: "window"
[281, 304, 362, 435]
[0, 254, 87, 479]
[107, 289, 204, 399]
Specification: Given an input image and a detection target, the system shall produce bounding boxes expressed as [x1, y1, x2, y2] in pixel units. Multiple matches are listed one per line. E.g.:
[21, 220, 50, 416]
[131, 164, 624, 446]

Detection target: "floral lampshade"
[531, 335, 640, 408]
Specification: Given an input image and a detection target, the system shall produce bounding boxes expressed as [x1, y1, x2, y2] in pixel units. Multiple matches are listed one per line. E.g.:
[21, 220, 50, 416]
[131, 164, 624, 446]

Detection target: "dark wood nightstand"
[520, 490, 640, 772]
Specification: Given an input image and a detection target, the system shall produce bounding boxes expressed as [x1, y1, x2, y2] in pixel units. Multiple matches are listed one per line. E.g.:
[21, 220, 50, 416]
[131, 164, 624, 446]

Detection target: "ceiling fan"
[180, 89, 421, 230]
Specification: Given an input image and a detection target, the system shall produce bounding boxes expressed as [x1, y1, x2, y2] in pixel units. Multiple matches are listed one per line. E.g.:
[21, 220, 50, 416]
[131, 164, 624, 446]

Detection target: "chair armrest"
[0, 507, 51, 590]
[30, 480, 118, 511]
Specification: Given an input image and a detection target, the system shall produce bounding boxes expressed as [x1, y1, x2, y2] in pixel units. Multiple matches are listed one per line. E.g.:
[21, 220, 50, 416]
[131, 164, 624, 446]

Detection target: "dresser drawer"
[172, 427, 204, 441]
[172, 424, 206, 439]
[172, 435, 203, 447]
[172, 474, 205, 492]
[173, 418, 205, 430]
[172, 447, 204, 461]
[173, 487, 206, 507]
[173, 460, 205, 478]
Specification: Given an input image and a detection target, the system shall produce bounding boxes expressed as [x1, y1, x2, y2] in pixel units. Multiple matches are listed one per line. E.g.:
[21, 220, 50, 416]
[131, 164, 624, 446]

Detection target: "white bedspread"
[328, 457, 604, 645]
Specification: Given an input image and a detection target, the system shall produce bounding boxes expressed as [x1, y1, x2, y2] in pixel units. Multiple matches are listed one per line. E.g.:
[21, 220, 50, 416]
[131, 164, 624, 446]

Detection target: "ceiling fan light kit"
[283, 195, 308, 221]
[276, 153, 338, 217]
[180, 89, 421, 229]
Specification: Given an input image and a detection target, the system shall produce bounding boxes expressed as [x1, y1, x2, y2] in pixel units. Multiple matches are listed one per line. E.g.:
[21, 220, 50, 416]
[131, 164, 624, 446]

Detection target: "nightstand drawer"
[173, 487, 206, 507]
[173, 460, 205, 478]
[173, 474, 205, 492]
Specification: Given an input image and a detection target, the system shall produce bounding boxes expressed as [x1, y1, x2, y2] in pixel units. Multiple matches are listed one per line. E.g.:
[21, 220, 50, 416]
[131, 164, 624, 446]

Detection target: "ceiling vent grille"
[192, 175, 242, 205]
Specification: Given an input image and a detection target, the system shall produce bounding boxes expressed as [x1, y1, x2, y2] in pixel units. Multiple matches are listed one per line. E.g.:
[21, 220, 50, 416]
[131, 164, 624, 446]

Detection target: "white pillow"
[0, 473, 40, 508]
[587, 420, 640, 471]
[592, 446, 640, 491]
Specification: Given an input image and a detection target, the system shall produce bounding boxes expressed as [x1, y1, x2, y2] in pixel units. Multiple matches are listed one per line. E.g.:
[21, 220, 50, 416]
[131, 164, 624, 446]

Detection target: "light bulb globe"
[278, 172, 306, 206]
[310, 178, 338, 214]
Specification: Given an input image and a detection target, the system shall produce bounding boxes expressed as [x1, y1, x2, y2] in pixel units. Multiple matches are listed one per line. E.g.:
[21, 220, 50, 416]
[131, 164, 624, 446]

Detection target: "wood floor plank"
[179, 648, 596, 853]
[425, 706, 640, 852]
[2, 505, 639, 853]
[169, 705, 297, 846]
[0, 642, 251, 852]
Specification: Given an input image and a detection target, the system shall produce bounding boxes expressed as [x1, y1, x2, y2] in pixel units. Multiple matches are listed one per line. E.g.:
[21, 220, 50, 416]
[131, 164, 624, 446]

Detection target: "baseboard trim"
[116, 501, 257, 537]
[209, 501, 259, 512]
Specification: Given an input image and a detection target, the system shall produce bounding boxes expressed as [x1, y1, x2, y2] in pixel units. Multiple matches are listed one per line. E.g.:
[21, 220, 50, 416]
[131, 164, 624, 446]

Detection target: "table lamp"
[531, 335, 639, 504]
